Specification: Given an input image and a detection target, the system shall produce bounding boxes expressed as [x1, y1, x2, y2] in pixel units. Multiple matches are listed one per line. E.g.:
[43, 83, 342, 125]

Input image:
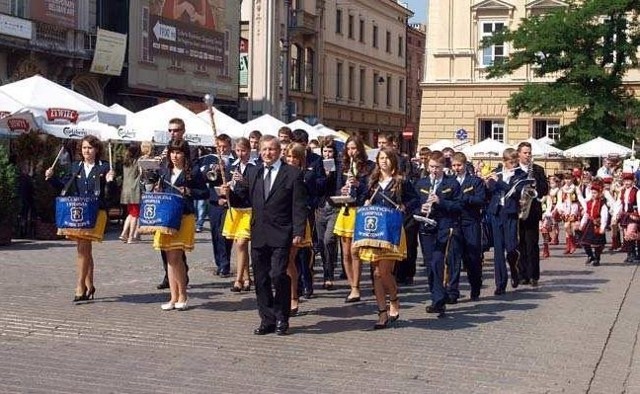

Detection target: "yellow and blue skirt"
[333, 206, 356, 238]
[222, 208, 252, 240]
[358, 228, 407, 263]
[58, 210, 107, 242]
[153, 214, 196, 252]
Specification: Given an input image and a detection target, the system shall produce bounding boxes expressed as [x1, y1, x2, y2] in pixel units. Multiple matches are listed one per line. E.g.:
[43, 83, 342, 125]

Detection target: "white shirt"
[83, 162, 95, 177]
[456, 175, 465, 185]
[379, 178, 392, 190]
[170, 168, 183, 185]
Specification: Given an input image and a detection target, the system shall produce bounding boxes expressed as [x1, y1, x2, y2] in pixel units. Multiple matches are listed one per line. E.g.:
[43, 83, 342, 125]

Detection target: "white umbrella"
[462, 138, 510, 158]
[242, 114, 286, 136]
[0, 75, 125, 139]
[0, 91, 37, 135]
[313, 124, 346, 141]
[563, 137, 632, 158]
[288, 119, 341, 141]
[428, 139, 454, 151]
[537, 136, 557, 145]
[197, 107, 244, 138]
[111, 100, 213, 145]
[523, 137, 564, 158]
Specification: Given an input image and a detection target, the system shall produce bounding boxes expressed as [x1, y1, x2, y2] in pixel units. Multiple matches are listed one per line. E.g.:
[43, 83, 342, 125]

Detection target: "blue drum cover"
[139, 192, 184, 233]
[55, 196, 99, 229]
[353, 205, 403, 249]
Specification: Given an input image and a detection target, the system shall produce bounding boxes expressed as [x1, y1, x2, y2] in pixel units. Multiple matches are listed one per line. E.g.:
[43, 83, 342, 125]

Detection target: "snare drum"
[56, 196, 106, 241]
[353, 205, 406, 262]
[138, 192, 184, 235]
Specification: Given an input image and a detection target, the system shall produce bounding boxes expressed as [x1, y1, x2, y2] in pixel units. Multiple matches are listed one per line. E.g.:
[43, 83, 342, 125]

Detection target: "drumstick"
[108, 142, 113, 171]
[50, 146, 65, 169]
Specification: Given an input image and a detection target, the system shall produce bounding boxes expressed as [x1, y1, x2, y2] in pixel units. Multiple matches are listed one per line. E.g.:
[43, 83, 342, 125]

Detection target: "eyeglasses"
[168, 128, 183, 133]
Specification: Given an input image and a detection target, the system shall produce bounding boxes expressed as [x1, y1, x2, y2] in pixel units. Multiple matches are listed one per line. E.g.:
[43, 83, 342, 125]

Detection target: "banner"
[90, 28, 127, 76]
[31, 0, 78, 29]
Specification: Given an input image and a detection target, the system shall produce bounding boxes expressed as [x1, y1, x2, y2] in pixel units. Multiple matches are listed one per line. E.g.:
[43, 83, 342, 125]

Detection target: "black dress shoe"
[156, 278, 169, 290]
[344, 296, 361, 303]
[253, 324, 276, 335]
[426, 304, 445, 315]
[530, 279, 539, 287]
[494, 289, 506, 296]
[445, 297, 458, 305]
[511, 278, 519, 289]
[520, 279, 531, 285]
[470, 289, 480, 301]
[592, 259, 601, 266]
[275, 321, 289, 336]
[302, 288, 313, 299]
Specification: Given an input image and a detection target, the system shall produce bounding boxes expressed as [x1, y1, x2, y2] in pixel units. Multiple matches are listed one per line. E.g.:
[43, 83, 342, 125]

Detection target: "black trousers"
[518, 222, 540, 281]
[396, 219, 419, 282]
[252, 245, 291, 325]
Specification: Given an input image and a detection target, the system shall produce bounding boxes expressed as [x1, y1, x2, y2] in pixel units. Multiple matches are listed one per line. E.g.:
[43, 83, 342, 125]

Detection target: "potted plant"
[0, 145, 17, 245]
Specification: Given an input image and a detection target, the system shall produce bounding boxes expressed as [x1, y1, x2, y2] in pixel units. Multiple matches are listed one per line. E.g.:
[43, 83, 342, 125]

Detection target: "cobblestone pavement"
[1, 226, 640, 393]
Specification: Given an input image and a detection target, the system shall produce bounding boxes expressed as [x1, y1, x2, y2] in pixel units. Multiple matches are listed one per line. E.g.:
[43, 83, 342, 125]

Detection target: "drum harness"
[60, 163, 101, 199]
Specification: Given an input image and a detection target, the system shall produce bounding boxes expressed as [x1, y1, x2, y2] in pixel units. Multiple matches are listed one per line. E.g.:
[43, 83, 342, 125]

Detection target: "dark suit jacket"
[486, 168, 527, 216]
[458, 174, 487, 224]
[303, 151, 326, 210]
[414, 175, 462, 242]
[523, 163, 549, 224]
[236, 162, 308, 248]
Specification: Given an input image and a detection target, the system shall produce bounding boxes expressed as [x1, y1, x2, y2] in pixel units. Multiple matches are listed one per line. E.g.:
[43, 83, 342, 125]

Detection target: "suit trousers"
[490, 212, 518, 291]
[459, 222, 483, 296]
[252, 245, 291, 325]
[315, 205, 338, 281]
[209, 203, 232, 274]
[518, 221, 540, 281]
[396, 218, 419, 282]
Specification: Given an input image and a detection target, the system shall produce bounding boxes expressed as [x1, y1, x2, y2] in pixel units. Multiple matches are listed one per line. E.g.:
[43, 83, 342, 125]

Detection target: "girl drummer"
[333, 135, 373, 303]
[223, 137, 255, 293]
[153, 139, 209, 311]
[354, 148, 419, 329]
[45, 135, 116, 303]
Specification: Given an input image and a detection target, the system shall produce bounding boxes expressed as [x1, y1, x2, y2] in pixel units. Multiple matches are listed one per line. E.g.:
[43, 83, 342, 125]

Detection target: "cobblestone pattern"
[1, 230, 640, 393]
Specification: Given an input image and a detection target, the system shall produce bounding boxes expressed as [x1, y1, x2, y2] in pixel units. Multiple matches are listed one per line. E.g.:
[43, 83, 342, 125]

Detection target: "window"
[141, 7, 154, 62]
[480, 21, 506, 66]
[479, 119, 505, 142]
[348, 14, 354, 39]
[221, 30, 230, 76]
[336, 61, 343, 99]
[373, 25, 378, 48]
[10, 0, 25, 17]
[348, 65, 355, 100]
[373, 72, 379, 105]
[291, 44, 301, 91]
[386, 75, 392, 107]
[533, 119, 560, 140]
[304, 48, 314, 93]
[386, 31, 391, 53]
[359, 68, 366, 102]
[359, 19, 365, 43]
[398, 79, 404, 109]
[398, 36, 403, 57]
[336, 9, 342, 34]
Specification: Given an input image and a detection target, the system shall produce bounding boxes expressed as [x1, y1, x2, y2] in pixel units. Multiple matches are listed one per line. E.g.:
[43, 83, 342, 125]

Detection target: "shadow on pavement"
[2, 240, 75, 250]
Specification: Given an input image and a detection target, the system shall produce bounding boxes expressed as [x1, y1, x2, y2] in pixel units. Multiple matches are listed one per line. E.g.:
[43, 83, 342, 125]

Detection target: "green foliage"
[484, 0, 640, 148]
[0, 144, 17, 225]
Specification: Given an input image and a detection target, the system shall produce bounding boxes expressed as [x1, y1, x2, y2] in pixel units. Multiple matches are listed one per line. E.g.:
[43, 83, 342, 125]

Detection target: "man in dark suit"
[516, 142, 549, 287]
[224, 135, 307, 335]
[414, 151, 462, 316]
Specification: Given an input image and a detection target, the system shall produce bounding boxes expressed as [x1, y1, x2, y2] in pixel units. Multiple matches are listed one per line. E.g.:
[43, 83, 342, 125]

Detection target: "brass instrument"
[414, 174, 438, 230]
[343, 159, 358, 216]
[519, 161, 538, 220]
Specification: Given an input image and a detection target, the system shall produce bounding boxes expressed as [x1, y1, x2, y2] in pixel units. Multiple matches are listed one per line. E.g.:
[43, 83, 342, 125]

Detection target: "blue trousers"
[490, 212, 518, 291]
[194, 199, 207, 229]
[422, 228, 457, 308]
[458, 222, 483, 297]
[209, 203, 232, 274]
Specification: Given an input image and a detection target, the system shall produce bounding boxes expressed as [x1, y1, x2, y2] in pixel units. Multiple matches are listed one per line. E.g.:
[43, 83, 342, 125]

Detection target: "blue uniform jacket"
[155, 166, 209, 215]
[486, 168, 527, 216]
[457, 174, 487, 224]
[367, 178, 420, 219]
[414, 175, 462, 242]
[302, 151, 327, 210]
[48, 160, 115, 210]
[198, 153, 235, 204]
[227, 160, 256, 208]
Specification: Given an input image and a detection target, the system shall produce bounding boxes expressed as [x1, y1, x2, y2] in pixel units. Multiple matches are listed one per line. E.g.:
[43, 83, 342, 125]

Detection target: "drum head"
[330, 196, 356, 205]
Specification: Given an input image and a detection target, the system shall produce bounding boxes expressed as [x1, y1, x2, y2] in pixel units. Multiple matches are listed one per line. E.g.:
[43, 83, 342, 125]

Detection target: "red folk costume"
[617, 173, 640, 263]
[579, 181, 609, 266]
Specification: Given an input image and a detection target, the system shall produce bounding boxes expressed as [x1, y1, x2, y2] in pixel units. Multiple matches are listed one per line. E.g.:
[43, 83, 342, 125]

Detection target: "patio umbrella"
[0, 90, 37, 135]
[563, 137, 632, 158]
[428, 139, 454, 151]
[462, 138, 510, 158]
[0, 75, 125, 139]
[524, 137, 564, 158]
[242, 114, 286, 136]
[197, 107, 243, 138]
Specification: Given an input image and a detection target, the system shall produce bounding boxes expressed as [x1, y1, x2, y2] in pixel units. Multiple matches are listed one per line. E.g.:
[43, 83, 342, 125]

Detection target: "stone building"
[404, 22, 425, 153]
[419, 0, 588, 149]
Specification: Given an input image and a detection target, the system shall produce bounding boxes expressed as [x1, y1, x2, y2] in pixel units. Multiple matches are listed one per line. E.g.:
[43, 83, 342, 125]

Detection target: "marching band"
[48, 120, 640, 334]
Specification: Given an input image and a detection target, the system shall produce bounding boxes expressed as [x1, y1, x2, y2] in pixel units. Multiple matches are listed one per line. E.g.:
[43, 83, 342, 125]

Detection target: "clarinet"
[343, 160, 358, 216]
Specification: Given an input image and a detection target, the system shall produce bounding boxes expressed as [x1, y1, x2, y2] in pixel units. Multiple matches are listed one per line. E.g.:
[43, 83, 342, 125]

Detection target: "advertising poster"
[30, 0, 78, 29]
[90, 28, 128, 76]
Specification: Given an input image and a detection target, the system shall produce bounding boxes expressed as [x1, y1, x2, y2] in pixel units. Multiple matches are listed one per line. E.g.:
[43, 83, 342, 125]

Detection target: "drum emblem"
[365, 216, 378, 231]
[144, 204, 157, 219]
[70, 207, 84, 222]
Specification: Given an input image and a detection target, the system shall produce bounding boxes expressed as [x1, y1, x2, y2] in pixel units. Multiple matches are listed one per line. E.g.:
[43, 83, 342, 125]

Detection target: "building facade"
[404, 22, 425, 153]
[419, 0, 591, 149]
[241, 0, 413, 147]
[0, 0, 103, 101]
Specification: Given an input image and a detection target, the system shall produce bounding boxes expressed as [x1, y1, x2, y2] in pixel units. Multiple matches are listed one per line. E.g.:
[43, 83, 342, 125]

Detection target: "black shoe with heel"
[374, 310, 390, 330]
[388, 297, 400, 322]
[86, 287, 96, 300]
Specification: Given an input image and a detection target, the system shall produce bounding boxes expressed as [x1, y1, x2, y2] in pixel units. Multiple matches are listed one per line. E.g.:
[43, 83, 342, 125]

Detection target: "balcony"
[288, 9, 317, 36]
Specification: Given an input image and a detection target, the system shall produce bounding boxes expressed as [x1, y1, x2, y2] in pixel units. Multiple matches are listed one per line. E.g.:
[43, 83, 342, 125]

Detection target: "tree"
[485, 0, 640, 148]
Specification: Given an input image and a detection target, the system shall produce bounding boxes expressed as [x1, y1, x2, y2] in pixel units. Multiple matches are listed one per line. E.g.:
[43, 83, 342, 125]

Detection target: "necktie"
[264, 165, 273, 200]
